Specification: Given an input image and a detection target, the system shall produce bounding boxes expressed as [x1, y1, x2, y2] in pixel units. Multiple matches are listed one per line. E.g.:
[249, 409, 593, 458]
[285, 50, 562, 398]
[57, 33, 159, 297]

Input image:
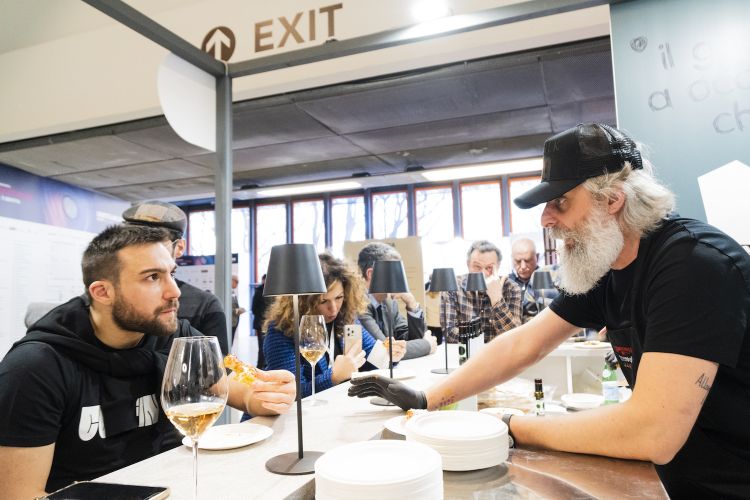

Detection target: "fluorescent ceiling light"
[256, 180, 361, 197]
[421, 158, 542, 182]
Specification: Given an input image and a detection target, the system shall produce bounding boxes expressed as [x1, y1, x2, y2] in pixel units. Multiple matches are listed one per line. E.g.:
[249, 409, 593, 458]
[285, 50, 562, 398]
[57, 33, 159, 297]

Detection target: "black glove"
[348, 375, 427, 411]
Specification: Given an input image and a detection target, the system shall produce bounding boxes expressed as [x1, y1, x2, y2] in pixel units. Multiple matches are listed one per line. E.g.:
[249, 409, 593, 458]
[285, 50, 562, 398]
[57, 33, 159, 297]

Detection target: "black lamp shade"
[369, 260, 409, 294]
[531, 270, 554, 290]
[429, 268, 458, 292]
[465, 272, 487, 292]
[263, 244, 327, 297]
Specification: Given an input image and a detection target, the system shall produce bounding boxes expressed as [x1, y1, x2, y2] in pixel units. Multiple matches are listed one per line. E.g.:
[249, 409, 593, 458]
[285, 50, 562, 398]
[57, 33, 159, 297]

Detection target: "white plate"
[383, 415, 408, 435]
[561, 393, 604, 410]
[543, 403, 568, 414]
[479, 407, 526, 417]
[406, 411, 506, 441]
[573, 341, 611, 349]
[351, 368, 416, 381]
[182, 423, 273, 450]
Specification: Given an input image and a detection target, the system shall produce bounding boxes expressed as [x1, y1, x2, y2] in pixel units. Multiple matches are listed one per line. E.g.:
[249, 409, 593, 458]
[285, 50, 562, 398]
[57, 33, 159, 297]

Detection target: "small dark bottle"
[534, 378, 546, 416]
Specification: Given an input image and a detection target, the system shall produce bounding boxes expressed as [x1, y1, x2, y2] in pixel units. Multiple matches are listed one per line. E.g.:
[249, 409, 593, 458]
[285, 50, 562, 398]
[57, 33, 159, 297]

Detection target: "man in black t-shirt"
[0, 225, 296, 499]
[349, 123, 750, 498]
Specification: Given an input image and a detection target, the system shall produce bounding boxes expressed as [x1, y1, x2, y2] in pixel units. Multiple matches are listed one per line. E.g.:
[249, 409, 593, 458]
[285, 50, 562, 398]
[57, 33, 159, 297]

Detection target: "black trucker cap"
[122, 200, 187, 238]
[513, 123, 642, 209]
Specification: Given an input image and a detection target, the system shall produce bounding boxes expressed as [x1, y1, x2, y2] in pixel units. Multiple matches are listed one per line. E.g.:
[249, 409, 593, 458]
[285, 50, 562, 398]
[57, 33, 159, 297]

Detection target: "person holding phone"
[263, 253, 406, 398]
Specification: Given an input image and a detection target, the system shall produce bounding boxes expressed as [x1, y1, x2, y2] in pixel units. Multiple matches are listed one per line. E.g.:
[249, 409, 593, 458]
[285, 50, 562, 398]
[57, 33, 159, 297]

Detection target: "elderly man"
[123, 201, 230, 355]
[508, 238, 558, 323]
[440, 240, 522, 342]
[357, 242, 436, 359]
[0, 225, 295, 498]
[350, 123, 750, 498]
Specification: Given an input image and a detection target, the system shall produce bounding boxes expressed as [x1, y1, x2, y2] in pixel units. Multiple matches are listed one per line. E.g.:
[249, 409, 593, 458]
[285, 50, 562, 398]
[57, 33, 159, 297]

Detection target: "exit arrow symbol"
[207, 30, 230, 58]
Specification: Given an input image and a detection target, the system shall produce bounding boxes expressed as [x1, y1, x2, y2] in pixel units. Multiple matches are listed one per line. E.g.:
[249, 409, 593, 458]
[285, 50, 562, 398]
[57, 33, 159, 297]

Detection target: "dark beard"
[112, 295, 179, 338]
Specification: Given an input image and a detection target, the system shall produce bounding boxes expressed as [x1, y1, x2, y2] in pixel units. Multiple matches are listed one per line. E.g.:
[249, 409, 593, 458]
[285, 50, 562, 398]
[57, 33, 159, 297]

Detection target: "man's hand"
[390, 339, 407, 362]
[242, 369, 296, 415]
[348, 375, 427, 411]
[424, 331, 438, 354]
[393, 292, 419, 312]
[485, 275, 506, 306]
[332, 347, 366, 385]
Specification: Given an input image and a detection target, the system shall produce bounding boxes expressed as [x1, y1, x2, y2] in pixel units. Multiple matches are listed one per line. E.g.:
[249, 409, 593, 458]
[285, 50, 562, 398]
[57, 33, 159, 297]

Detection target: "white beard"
[551, 205, 624, 295]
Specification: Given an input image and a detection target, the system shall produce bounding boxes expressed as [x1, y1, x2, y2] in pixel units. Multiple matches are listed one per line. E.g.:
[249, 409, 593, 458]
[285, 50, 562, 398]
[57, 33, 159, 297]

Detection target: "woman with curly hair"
[262, 252, 406, 398]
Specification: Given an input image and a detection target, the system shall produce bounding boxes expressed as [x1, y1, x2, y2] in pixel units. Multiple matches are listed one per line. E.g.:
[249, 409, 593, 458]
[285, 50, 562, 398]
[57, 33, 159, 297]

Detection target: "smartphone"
[44, 481, 170, 500]
[344, 324, 363, 356]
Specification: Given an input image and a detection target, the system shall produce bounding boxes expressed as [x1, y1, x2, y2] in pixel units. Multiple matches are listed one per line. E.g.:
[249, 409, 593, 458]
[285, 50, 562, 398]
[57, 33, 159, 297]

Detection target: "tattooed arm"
[511, 352, 718, 464]
[424, 308, 577, 410]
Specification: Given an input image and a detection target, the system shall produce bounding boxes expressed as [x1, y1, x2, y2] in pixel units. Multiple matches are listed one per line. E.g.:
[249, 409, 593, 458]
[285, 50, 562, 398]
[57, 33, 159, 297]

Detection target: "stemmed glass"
[299, 314, 328, 406]
[161, 336, 228, 499]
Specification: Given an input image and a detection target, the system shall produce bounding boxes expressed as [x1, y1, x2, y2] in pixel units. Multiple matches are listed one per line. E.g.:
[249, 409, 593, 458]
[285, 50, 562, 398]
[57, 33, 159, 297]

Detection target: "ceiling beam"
[81, 0, 225, 76]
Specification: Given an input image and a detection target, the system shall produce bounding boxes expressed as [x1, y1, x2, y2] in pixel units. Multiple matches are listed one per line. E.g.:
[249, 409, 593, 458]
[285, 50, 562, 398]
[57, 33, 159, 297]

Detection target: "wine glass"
[161, 336, 228, 499]
[299, 314, 328, 406]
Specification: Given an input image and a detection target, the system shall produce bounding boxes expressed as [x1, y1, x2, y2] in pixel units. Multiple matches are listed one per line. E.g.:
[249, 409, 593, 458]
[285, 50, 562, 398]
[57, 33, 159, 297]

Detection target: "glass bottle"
[534, 378, 545, 416]
[602, 358, 619, 404]
[457, 321, 468, 365]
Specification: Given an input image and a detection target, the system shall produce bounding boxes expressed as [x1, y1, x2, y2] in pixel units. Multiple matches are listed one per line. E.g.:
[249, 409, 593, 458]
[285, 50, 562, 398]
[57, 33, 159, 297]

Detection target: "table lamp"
[463, 272, 487, 359]
[428, 268, 458, 375]
[263, 244, 327, 475]
[368, 259, 409, 406]
[531, 270, 554, 316]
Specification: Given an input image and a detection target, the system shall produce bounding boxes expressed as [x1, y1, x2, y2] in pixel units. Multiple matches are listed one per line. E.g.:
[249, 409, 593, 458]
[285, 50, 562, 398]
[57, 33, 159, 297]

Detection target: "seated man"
[508, 238, 559, 323]
[357, 242, 437, 359]
[0, 224, 295, 498]
[122, 200, 231, 355]
[440, 240, 522, 342]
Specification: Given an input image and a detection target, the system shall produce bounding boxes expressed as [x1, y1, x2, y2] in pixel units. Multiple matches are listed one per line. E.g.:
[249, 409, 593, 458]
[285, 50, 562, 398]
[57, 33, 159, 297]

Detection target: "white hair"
[582, 159, 675, 237]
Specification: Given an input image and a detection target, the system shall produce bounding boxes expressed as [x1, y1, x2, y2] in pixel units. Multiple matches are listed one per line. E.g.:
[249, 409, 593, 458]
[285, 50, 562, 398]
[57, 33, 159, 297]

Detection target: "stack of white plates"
[315, 440, 443, 500]
[405, 411, 508, 471]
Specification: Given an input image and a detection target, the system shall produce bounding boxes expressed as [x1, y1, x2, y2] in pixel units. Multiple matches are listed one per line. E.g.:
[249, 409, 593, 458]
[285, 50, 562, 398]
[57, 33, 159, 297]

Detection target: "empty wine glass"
[161, 336, 228, 499]
[299, 314, 328, 406]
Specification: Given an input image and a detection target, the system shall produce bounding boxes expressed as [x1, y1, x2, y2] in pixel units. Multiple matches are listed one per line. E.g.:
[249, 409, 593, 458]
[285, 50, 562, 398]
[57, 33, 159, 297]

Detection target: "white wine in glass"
[299, 314, 328, 406]
[161, 336, 228, 499]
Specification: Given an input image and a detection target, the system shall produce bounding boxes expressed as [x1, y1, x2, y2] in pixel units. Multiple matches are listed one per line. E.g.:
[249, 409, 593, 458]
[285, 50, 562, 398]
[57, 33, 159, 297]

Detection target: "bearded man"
[349, 123, 750, 498]
[0, 225, 296, 498]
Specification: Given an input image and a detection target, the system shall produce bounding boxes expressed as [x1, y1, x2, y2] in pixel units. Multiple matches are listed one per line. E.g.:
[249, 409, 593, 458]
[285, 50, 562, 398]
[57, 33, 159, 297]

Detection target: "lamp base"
[430, 367, 455, 374]
[265, 451, 324, 475]
[370, 396, 395, 406]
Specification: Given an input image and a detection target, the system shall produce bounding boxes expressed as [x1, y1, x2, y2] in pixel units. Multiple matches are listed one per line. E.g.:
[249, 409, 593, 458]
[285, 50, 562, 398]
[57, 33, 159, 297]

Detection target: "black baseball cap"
[514, 123, 642, 209]
[122, 200, 187, 238]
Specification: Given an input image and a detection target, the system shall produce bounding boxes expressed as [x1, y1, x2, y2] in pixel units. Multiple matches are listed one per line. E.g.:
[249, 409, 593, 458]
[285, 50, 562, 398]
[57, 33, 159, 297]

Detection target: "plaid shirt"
[440, 274, 522, 343]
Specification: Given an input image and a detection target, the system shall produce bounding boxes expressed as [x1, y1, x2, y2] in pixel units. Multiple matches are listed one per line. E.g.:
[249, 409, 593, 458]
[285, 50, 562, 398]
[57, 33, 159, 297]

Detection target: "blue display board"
[0, 162, 127, 232]
[610, 0, 750, 221]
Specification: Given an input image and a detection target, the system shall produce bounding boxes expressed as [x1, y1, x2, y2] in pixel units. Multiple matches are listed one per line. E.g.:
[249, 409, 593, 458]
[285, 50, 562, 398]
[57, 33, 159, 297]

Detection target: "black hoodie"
[0, 295, 197, 491]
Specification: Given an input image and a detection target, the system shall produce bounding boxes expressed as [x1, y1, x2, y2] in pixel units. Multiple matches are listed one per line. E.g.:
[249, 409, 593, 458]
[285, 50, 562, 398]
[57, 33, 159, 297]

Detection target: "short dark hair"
[82, 224, 172, 295]
[467, 240, 502, 263]
[357, 242, 401, 276]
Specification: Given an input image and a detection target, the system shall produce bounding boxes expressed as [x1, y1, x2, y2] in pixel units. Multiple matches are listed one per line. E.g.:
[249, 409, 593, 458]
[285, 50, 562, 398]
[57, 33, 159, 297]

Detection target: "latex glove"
[485, 275, 506, 306]
[348, 374, 427, 411]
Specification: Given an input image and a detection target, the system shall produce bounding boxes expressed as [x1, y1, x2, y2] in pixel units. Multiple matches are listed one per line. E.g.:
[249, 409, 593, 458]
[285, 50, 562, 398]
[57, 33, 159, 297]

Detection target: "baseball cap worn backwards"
[122, 200, 187, 238]
[513, 123, 643, 209]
